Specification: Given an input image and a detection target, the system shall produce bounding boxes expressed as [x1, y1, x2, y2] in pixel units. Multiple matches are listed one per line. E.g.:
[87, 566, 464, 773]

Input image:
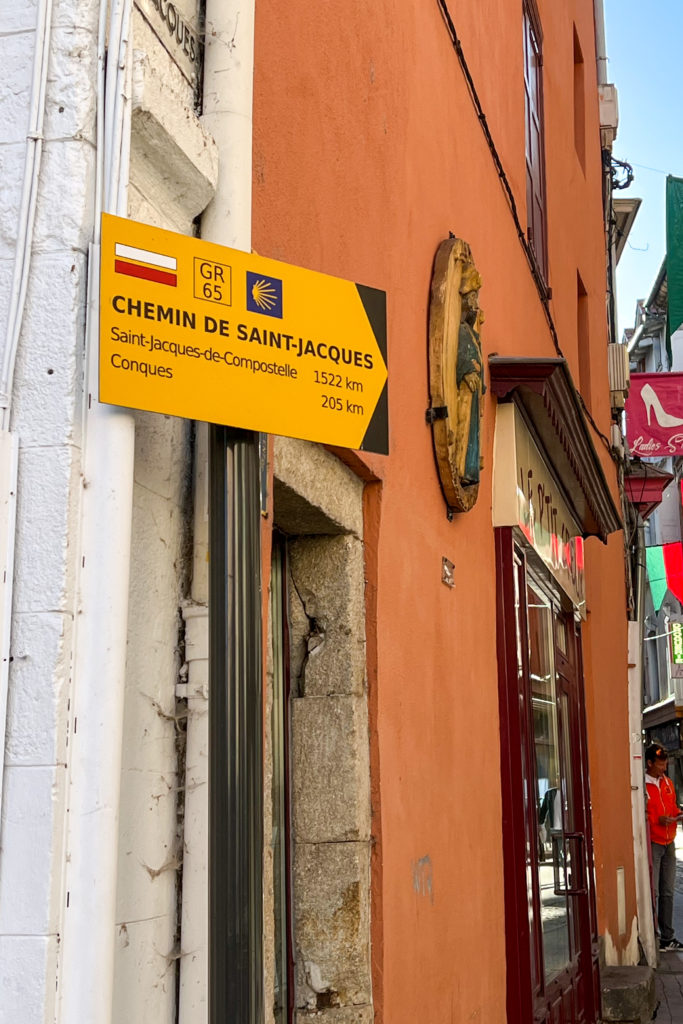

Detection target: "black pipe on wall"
[209, 424, 263, 1024]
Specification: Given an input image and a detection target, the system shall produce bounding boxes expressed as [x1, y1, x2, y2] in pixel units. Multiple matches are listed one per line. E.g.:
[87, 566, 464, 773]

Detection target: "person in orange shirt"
[645, 742, 683, 951]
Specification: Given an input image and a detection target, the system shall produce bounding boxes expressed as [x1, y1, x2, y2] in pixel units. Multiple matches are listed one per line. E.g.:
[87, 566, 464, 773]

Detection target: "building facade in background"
[626, 269, 683, 780]
[0, 1, 650, 1023]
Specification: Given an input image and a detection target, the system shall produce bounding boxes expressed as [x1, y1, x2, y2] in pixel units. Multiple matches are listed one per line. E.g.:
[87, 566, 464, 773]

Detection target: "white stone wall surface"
[0, 0, 97, 1019]
[112, 409, 192, 1024]
[0, 0, 215, 1021]
[111, 11, 214, 1024]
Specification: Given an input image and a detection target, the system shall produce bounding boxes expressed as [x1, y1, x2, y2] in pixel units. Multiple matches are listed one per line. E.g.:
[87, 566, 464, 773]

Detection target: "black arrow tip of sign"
[355, 283, 387, 361]
[360, 380, 389, 455]
[355, 283, 388, 454]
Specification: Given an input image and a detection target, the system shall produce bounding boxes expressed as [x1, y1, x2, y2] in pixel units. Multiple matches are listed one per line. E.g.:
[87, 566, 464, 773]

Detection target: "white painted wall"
[0, 0, 96, 1017]
[654, 478, 683, 546]
[111, 411, 191, 1024]
[111, 12, 215, 1022]
[0, 1, 215, 1021]
[627, 619, 658, 966]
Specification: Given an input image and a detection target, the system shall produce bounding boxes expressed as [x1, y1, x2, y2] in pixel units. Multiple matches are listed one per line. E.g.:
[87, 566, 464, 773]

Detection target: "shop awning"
[645, 543, 683, 612]
[489, 357, 622, 542]
[667, 175, 683, 364]
[613, 197, 642, 265]
[624, 463, 673, 522]
[642, 695, 677, 729]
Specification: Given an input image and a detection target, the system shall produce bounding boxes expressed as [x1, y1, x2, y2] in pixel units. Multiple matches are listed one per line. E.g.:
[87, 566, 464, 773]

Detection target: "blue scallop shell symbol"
[246, 271, 283, 318]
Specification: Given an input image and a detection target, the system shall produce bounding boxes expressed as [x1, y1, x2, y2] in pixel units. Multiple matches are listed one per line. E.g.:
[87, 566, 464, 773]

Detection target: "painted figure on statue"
[456, 264, 485, 485]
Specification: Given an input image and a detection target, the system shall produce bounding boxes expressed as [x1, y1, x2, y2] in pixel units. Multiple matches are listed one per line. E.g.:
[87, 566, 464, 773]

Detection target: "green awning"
[646, 545, 667, 612]
[666, 175, 683, 365]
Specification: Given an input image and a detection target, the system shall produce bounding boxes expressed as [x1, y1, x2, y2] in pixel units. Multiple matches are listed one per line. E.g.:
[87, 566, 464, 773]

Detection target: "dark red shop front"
[491, 360, 622, 1024]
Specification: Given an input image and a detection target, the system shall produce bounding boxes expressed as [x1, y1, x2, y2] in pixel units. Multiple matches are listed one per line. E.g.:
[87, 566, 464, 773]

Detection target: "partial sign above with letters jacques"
[99, 214, 389, 453]
[135, 0, 202, 87]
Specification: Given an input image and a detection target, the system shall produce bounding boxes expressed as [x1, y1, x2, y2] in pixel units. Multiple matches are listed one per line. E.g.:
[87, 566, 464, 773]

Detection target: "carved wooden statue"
[428, 237, 485, 514]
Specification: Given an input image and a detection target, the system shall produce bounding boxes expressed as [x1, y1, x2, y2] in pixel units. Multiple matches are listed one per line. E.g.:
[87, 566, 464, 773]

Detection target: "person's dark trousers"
[652, 840, 677, 942]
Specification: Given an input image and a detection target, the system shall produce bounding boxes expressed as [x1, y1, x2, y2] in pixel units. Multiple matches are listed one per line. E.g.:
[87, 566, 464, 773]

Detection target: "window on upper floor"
[577, 271, 591, 407]
[573, 26, 586, 170]
[523, 0, 547, 281]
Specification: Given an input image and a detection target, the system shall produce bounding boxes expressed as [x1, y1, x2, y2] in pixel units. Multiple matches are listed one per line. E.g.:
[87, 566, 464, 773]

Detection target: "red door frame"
[496, 527, 599, 1024]
[496, 528, 537, 1020]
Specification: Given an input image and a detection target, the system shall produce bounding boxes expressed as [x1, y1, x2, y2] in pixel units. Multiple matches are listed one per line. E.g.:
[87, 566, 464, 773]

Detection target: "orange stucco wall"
[253, 0, 636, 1019]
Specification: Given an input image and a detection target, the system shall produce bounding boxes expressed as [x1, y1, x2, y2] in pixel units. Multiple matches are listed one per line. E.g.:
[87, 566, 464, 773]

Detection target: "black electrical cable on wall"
[435, 0, 615, 455]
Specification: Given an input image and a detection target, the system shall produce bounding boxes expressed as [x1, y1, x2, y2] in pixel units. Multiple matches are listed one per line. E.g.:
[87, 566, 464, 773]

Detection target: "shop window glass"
[528, 581, 571, 980]
[514, 556, 540, 989]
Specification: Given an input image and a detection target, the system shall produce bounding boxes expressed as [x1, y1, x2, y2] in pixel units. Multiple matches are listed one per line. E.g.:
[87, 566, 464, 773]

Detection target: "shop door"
[497, 534, 599, 1024]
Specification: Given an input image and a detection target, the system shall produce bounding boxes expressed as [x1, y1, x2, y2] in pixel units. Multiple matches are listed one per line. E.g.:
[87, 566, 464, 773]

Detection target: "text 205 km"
[321, 395, 365, 415]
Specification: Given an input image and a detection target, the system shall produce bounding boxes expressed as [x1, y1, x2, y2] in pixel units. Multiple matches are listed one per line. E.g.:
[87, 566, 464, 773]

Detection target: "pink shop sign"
[627, 373, 683, 457]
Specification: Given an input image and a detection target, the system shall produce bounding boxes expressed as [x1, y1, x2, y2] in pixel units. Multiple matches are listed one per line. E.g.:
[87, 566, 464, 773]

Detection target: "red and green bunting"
[646, 543, 683, 611]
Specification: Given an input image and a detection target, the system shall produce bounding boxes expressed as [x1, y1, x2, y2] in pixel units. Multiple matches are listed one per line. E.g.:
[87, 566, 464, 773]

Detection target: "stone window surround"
[264, 437, 373, 1024]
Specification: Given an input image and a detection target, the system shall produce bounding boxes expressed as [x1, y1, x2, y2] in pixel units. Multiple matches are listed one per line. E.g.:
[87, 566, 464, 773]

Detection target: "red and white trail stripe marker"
[114, 242, 178, 287]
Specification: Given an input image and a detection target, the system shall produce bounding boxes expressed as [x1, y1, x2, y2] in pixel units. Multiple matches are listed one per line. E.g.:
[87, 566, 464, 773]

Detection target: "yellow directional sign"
[99, 214, 389, 453]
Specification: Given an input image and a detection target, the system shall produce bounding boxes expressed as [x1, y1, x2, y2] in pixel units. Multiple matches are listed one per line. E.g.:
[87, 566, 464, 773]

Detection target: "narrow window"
[577, 272, 590, 407]
[523, 0, 548, 280]
[573, 27, 586, 170]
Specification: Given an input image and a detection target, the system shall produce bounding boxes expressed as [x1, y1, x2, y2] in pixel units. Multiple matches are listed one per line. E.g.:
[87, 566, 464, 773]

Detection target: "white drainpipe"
[57, 0, 137, 1020]
[178, 421, 209, 1023]
[593, 0, 609, 86]
[176, 2, 256, 1021]
[200, 0, 255, 252]
[178, 597, 209, 1022]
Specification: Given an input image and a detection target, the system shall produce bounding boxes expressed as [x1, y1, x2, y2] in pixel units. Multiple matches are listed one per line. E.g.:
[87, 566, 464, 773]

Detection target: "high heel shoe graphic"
[641, 382, 683, 428]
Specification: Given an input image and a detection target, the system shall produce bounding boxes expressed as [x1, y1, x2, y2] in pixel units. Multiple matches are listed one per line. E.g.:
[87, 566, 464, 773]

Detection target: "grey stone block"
[294, 842, 371, 1010]
[295, 1008, 373, 1023]
[600, 965, 656, 1023]
[289, 535, 366, 698]
[292, 695, 370, 843]
[273, 437, 363, 537]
